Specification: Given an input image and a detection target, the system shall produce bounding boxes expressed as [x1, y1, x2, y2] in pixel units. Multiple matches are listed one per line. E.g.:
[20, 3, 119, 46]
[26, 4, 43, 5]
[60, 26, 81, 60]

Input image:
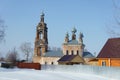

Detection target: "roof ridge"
[108, 37, 120, 40]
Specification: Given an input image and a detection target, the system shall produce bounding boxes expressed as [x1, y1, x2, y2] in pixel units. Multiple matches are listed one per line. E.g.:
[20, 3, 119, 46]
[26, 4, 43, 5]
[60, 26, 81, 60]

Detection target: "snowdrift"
[0, 65, 119, 80]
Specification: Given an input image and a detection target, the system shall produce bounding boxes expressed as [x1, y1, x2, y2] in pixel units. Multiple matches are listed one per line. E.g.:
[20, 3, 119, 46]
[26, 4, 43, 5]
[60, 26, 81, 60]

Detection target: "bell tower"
[34, 12, 48, 56]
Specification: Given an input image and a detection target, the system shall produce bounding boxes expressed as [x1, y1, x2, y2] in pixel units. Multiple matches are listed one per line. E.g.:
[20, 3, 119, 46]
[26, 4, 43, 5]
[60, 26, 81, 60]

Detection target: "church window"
[71, 50, 74, 55]
[39, 32, 43, 39]
[77, 50, 79, 55]
[51, 62, 54, 65]
[40, 47, 42, 56]
[45, 62, 47, 65]
[66, 50, 69, 55]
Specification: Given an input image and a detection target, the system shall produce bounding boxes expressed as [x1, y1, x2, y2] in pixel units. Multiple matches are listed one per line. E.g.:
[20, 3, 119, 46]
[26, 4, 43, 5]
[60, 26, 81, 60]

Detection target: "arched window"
[45, 62, 47, 65]
[66, 50, 68, 55]
[39, 32, 43, 39]
[40, 47, 42, 56]
[51, 62, 54, 65]
[71, 50, 74, 55]
[77, 50, 79, 55]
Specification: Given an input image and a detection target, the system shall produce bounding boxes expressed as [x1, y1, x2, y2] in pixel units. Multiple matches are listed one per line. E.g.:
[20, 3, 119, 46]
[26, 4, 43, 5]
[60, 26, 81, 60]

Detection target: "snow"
[0, 65, 120, 80]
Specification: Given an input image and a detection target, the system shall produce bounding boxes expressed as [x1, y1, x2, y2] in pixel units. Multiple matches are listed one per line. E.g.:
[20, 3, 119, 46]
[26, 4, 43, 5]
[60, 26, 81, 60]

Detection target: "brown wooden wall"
[110, 58, 120, 67]
[98, 58, 120, 67]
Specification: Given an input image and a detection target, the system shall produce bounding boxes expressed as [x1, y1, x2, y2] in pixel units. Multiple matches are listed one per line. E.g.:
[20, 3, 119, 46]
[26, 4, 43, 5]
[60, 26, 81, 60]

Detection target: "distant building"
[97, 38, 120, 67]
[62, 28, 84, 56]
[33, 13, 63, 65]
[58, 27, 94, 65]
[33, 13, 94, 65]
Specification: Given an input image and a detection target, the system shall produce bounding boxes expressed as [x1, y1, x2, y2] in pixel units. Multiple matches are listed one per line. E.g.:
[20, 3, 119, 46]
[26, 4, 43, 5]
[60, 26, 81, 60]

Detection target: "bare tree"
[6, 48, 19, 63]
[20, 42, 33, 62]
[0, 52, 4, 61]
[0, 52, 3, 61]
[0, 18, 5, 42]
[0, 52, 2, 58]
[107, 0, 120, 37]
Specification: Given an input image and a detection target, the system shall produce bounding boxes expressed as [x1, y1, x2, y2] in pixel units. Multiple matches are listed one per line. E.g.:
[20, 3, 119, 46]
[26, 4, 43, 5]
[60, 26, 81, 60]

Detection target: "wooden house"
[97, 38, 120, 67]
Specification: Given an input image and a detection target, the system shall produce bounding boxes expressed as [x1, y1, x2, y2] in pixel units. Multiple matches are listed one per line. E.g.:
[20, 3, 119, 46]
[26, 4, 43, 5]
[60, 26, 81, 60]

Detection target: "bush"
[1, 63, 14, 68]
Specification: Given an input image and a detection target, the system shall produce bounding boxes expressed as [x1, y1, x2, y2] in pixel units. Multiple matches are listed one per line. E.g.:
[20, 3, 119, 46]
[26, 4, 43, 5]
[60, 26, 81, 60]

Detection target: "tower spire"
[72, 27, 77, 40]
[40, 12, 44, 22]
[64, 32, 69, 43]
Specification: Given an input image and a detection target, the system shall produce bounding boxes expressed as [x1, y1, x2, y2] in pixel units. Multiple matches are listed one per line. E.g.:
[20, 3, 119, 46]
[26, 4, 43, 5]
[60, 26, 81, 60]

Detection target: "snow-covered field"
[0, 65, 120, 80]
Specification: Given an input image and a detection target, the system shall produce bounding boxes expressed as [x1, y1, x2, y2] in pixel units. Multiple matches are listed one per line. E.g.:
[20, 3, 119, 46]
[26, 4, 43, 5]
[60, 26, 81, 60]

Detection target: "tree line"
[0, 42, 33, 64]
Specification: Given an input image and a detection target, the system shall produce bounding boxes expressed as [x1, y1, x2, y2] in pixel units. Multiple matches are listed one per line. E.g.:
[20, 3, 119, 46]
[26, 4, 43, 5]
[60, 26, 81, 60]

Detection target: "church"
[33, 13, 63, 65]
[33, 13, 94, 65]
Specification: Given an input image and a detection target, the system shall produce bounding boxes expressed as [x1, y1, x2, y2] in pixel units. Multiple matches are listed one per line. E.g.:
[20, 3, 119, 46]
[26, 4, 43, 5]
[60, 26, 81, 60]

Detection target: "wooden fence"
[17, 63, 41, 70]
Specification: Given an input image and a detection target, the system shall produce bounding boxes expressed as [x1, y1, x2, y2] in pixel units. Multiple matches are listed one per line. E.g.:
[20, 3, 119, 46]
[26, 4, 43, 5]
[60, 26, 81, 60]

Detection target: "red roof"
[97, 38, 120, 58]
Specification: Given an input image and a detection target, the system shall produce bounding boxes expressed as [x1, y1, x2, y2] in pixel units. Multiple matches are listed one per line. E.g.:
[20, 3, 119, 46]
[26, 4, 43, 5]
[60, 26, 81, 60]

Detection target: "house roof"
[58, 55, 84, 62]
[43, 50, 94, 58]
[97, 38, 120, 58]
[88, 58, 98, 62]
[83, 52, 94, 58]
[58, 55, 76, 62]
[44, 50, 63, 57]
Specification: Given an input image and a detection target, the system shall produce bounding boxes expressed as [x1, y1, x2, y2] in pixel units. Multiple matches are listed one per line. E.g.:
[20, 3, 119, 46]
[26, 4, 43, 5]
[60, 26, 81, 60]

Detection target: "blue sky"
[0, 0, 118, 56]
